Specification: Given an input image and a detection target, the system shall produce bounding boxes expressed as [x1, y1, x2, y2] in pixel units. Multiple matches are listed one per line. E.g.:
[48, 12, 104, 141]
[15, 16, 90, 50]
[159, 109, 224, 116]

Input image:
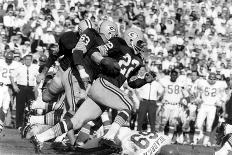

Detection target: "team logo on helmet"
[128, 31, 138, 39]
[109, 26, 116, 32]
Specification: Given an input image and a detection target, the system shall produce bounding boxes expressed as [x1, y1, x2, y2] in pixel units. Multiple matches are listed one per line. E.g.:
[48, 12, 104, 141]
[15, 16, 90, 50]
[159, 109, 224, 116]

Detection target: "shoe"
[99, 138, 122, 154]
[30, 135, 43, 154]
[20, 124, 32, 139]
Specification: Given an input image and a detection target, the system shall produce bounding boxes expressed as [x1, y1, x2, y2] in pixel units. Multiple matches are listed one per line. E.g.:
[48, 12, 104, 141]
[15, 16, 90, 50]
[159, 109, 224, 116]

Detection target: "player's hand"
[144, 72, 153, 83]
[36, 73, 45, 84]
[79, 68, 91, 89]
[82, 77, 91, 89]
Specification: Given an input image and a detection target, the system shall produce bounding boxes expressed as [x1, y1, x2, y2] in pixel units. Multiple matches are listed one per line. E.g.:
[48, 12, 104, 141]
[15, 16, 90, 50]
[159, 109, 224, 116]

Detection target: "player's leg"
[2, 85, 10, 116]
[42, 69, 64, 102]
[31, 97, 102, 152]
[160, 104, 169, 134]
[88, 78, 133, 141]
[194, 105, 207, 144]
[204, 106, 216, 146]
[0, 85, 6, 132]
[62, 67, 86, 146]
[169, 105, 179, 143]
[215, 133, 232, 155]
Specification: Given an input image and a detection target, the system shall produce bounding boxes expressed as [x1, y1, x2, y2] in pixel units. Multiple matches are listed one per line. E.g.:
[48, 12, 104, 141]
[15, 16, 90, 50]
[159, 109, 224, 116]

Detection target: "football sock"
[104, 110, 130, 140]
[31, 101, 47, 110]
[77, 121, 94, 143]
[29, 115, 44, 125]
[101, 111, 111, 134]
[36, 119, 73, 142]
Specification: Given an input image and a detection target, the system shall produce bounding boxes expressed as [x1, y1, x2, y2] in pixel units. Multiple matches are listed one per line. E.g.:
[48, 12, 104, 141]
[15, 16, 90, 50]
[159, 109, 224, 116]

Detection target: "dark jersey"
[72, 28, 105, 82]
[45, 31, 80, 71]
[96, 37, 143, 88]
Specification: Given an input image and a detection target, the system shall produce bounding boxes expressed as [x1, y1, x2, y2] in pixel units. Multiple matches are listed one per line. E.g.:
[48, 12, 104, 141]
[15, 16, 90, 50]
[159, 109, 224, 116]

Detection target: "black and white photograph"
[1, 0, 232, 155]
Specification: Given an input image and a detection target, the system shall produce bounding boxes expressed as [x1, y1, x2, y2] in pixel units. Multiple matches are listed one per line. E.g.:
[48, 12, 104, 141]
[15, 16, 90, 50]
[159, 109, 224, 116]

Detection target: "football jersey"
[0, 59, 20, 85]
[74, 28, 105, 82]
[96, 37, 143, 88]
[160, 77, 184, 104]
[186, 78, 203, 98]
[45, 31, 80, 71]
[198, 80, 222, 105]
[117, 127, 170, 155]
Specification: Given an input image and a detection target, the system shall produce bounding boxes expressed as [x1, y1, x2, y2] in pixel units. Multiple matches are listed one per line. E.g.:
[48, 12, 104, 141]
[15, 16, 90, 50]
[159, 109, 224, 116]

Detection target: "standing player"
[30, 27, 153, 153]
[0, 52, 20, 131]
[159, 69, 186, 142]
[194, 72, 225, 146]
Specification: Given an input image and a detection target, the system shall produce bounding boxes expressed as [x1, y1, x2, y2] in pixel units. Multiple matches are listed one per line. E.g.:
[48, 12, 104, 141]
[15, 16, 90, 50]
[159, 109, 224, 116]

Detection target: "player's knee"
[42, 88, 57, 102]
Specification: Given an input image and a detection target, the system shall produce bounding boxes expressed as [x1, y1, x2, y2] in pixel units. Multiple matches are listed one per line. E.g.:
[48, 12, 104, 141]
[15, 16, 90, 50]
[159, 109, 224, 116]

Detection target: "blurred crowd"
[1, 0, 232, 146]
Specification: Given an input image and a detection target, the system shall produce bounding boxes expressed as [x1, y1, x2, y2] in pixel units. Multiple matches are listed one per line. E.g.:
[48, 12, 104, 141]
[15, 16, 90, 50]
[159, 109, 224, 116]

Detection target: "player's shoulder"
[109, 37, 127, 46]
[60, 31, 79, 39]
[82, 28, 99, 37]
[59, 31, 80, 44]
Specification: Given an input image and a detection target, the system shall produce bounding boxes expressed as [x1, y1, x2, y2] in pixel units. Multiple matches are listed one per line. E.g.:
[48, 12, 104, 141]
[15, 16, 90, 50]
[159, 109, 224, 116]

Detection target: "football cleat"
[98, 138, 122, 154]
[30, 135, 43, 154]
[20, 124, 32, 139]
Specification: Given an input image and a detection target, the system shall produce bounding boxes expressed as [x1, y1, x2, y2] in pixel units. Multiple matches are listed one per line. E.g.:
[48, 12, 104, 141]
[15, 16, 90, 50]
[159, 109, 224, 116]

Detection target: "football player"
[159, 69, 186, 142]
[0, 52, 20, 131]
[35, 19, 94, 147]
[30, 20, 118, 153]
[30, 27, 153, 153]
[194, 72, 225, 146]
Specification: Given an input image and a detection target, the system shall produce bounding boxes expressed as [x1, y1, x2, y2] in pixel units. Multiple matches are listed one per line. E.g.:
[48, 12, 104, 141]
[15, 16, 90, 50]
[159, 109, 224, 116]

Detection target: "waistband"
[18, 85, 34, 88]
[142, 98, 157, 102]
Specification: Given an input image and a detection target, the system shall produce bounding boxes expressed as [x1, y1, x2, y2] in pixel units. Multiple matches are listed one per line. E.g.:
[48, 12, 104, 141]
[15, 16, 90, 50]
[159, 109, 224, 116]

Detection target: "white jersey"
[117, 127, 170, 155]
[186, 78, 203, 98]
[0, 59, 20, 85]
[160, 77, 184, 104]
[198, 80, 222, 106]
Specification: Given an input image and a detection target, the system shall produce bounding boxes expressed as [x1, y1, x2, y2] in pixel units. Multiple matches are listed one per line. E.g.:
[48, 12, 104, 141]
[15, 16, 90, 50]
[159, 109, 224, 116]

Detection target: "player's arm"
[37, 43, 60, 84]
[72, 30, 95, 88]
[127, 67, 153, 89]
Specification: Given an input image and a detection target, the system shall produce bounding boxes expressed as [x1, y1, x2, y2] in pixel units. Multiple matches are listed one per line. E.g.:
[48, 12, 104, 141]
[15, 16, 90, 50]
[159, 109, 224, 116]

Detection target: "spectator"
[136, 71, 163, 132]
[10, 54, 39, 129]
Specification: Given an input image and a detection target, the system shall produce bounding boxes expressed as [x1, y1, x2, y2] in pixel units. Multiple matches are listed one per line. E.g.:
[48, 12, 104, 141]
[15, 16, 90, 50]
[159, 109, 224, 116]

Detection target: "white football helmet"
[78, 19, 94, 34]
[99, 20, 118, 40]
[124, 27, 145, 55]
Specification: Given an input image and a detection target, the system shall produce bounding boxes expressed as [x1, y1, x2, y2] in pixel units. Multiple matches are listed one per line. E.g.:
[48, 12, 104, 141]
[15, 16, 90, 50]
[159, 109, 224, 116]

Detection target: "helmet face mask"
[132, 39, 145, 55]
